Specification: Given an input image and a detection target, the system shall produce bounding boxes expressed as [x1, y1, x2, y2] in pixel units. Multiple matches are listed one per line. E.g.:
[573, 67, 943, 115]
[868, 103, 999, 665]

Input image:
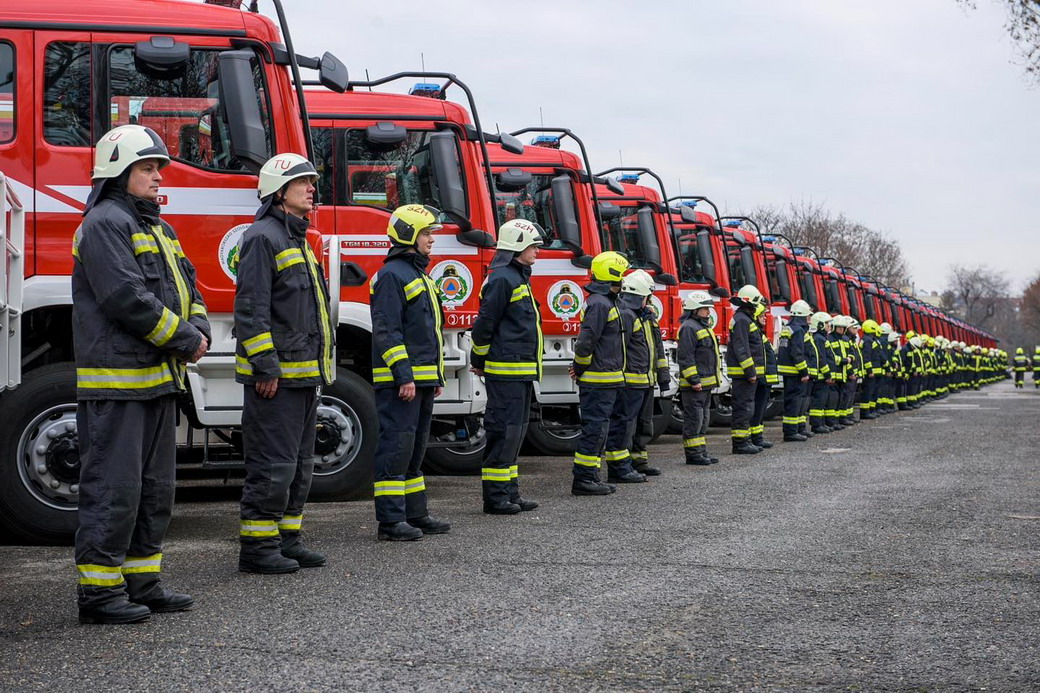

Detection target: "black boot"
[572, 479, 616, 496]
[408, 515, 451, 535]
[79, 598, 151, 625]
[130, 587, 194, 613]
[732, 439, 761, 454]
[751, 436, 774, 449]
[483, 501, 522, 515]
[513, 498, 539, 511]
[378, 521, 424, 541]
[783, 433, 808, 442]
[239, 552, 300, 574]
[607, 469, 647, 483]
[632, 462, 662, 477]
[281, 543, 327, 568]
[685, 452, 712, 466]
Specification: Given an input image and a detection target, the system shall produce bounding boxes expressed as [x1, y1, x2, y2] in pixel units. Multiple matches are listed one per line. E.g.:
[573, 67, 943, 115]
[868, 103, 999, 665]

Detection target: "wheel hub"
[45, 432, 81, 484]
[17, 404, 81, 510]
[312, 396, 362, 476]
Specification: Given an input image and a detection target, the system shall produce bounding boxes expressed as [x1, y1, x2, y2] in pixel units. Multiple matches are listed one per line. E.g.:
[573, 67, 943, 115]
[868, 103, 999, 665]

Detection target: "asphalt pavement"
[1, 380, 1038, 691]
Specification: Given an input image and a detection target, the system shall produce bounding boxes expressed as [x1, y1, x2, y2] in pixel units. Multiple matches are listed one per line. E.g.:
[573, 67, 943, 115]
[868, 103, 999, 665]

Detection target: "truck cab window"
[601, 207, 651, 269]
[726, 241, 748, 287]
[0, 43, 13, 143]
[494, 173, 575, 250]
[44, 42, 92, 147]
[312, 126, 335, 206]
[107, 46, 272, 172]
[674, 228, 709, 284]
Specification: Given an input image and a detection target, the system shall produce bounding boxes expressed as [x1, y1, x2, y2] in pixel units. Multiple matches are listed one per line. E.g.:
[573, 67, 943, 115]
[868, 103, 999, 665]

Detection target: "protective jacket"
[617, 295, 666, 388]
[370, 249, 445, 389]
[72, 193, 210, 400]
[470, 251, 542, 381]
[764, 339, 780, 385]
[573, 281, 625, 388]
[1014, 354, 1029, 372]
[677, 311, 719, 389]
[827, 332, 848, 383]
[862, 334, 884, 376]
[726, 307, 763, 379]
[811, 331, 834, 381]
[234, 206, 333, 387]
[777, 316, 809, 377]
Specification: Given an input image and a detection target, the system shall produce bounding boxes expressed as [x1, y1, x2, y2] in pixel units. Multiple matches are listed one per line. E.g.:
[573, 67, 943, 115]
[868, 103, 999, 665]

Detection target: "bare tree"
[941, 264, 1011, 328]
[960, 0, 1040, 78]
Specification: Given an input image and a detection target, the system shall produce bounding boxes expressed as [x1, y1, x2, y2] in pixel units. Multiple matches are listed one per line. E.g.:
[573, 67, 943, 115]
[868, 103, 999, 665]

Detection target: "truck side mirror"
[217, 49, 268, 174]
[656, 273, 678, 286]
[740, 246, 758, 288]
[598, 202, 622, 220]
[495, 168, 532, 191]
[606, 177, 625, 195]
[428, 131, 469, 229]
[550, 175, 582, 253]
[637, 207, 663, 272]
[498, 132, 524, 155]
[679, 205, 699, 223]
[696, 229, 717, 284]
[318, 52, 349, 93]
[135, 36, 189, 79]
[366, 122, 408, 145]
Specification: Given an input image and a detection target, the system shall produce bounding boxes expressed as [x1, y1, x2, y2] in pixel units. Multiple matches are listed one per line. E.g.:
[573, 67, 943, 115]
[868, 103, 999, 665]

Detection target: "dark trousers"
[605, 388, 646, 476]
[825, 382, 841, 427]
[1015, 372, 1024, 387]
[573, 386, 619, 482]
[809, 380, 829, 429]
[860, 376, 876, 413]
[781, 376, 805, 436]
[750, 380, 771, 442]
[481, 379, 532, 505]
[840, 380, 857, 421]
[681, 388, 711, 459]
[240, 385, 318, 556]
[730, 378, 756, 441]
[75, 396, 176, 608]
[373, 386, 435, 523]
[629, 388, 655, 465]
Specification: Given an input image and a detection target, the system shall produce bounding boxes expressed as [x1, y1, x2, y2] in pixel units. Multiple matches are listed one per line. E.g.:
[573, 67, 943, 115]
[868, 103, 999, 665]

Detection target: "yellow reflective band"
[573, 452, 601, 468]
[413, 365, 442, 381]
[472, 343, 490, 356]
[683, 437, 705, 448]
[681, 365, 698, 378]
[731, 429, 750, 437]
[625, 373, 650, 385]
[77, 563, 126, 587]
[403, 278, 426, 301]
[280, 361, 321, 379]
[121, 553, 163, 574]
[749, 323, 759, 332]
[481, 467, 513, 481]
[782, 417, 801, 425]
[604, 449, 629, 461]
[750, 425, 764, 434]
[382, 345, 409, 366]
[574, 354, 592, 366]
[240, 519, 279, 537]
[657, 358, 669, 369]
[374, 480, 406, 496]
[809, 409, 825, 416]
[170, 238, 186, 258]
[700, 375, 718, 386]
[151, 226, 191, 323]
[144, 307, 179, 347]
[372, 367, 395, 383]
[77, 365, 174, 390]
[739, 357, 754, 369]
[579, 370, 624, 384]
[190, 302, 207, 318]
[423, 273, 446, 383]
[510, 464, 519, 479]
[778, 365, 800, 375]
[510, 285, 531, 302]
[278, 514, 303, 531]
[485, 361, 539, 376]
[131, 233, 160, 255]
[695, 329, 710, 339]
[300, 244, 335, 384]
[607, 307, 620, 322]
[243, 331, 274, 356]
[275, 248, 305, 271]
[403, 477, 426, 494]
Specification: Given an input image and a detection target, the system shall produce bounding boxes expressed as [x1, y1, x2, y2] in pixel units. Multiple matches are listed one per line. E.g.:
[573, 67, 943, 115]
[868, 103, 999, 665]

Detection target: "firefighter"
[839, 317, 860, 425]
[470, 219, 544, 515]
[1013, 347, 1028, 388]
[627, 280, 669, 478]
[570, 251, 630, 495]
[875, 322, 894, 414]
[234, 153, 333, 574]
[72, 125, 210, 624]
[777, 299, 812, 442]
[751, 303, 778, 449]
[370, 205, 452, 540]
[1033, 346, 1040, 389]
[808, 311, 835, 433]
[677, 291, 721, 464]
[825, 316, 848, 430]
[726, 284, 766, 454]
[858, 319, 883, 419]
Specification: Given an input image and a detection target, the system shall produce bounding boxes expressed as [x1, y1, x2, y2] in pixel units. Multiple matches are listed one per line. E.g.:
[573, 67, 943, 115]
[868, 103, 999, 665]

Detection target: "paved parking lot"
[1, 380, 1038, 690]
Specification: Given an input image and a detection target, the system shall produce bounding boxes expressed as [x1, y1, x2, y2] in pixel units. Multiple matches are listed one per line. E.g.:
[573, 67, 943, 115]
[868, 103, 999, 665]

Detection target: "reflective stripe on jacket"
[470, 252, 542, 381]
[777, 316, 809, 377]
[726, 308, 763, 379]
[573, 281, 625, 388]
[677, 312, 719, 389]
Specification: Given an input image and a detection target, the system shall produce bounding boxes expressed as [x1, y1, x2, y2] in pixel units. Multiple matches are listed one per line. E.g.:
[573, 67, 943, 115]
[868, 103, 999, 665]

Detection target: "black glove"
[658, 378, 671, 392]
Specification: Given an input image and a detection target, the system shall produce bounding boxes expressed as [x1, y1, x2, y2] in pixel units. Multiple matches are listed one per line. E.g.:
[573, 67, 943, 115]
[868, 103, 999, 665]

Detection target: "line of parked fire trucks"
[0, 0, 1000, 543]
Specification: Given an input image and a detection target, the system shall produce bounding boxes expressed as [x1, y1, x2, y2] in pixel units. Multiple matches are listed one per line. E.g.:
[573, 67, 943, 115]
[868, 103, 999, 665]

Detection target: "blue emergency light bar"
[762, 234, 777, 243]
[617, 173, 641, 183]
[723, 220, 743, 228]
[680, 200, 698, 207]
[531, 135, 561, 148]
[409, 82, 445, 99]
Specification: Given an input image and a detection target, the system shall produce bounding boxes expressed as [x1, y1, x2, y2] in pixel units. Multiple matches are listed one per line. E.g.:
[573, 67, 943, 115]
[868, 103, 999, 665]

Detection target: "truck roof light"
[617, 173, 641, 183]
[680, 200, 698, 208]
[409, 82, 445, 100]
[722, 220, 742, 228]
[531, 135, 561, 148]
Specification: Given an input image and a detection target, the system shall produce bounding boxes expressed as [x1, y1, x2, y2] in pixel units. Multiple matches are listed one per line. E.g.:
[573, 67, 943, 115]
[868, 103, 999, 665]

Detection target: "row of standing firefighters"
[1012, 347, 1040, 389]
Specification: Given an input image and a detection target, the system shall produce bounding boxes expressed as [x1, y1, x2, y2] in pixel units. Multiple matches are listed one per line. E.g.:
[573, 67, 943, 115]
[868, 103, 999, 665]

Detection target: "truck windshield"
[494, 173, 576, 251]
[601, 205, 656, 269]
[341, 129, 465, 216]
[673, 227, 712, 284]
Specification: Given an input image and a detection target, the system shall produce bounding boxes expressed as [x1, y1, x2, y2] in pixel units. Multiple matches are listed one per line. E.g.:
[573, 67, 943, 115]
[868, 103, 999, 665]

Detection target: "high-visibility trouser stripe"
[573, 354, 592, 366]
[122, 553, 163, 574]
[403, 477, 426, 494]
[485, 361, 539, 376]
[778, 365, 801, 375]
[809, 409, 825, 417]
[683, 437, 706, 448]
[382, 345, 409, 366]
[731, 429, 750, 439]
[279, 514, 303, 532]
[782, 416, 801, 425]
[482, 467, 512, 482]
[77, 365, 174, 390]
[403, 278, 426, 300]
[510, 465, 519, 479]
[131, 233, 160, 255]
[573, 452, 601, 468]
[510, 285, 531, 302]
[275, 248, 305, 271]
[630, 451, 648, 461]
[472, 342, 490, 356]
[797, 416, 807, 424]
[604, 449, 628, 461]
[750, 425, 764, 435]
[190, 302, 207, 318]
[825, 410, 837, 416]
[681, 366, 698, 379]
[144, 307, 180, 347]
[243, 332, 275, 356]
[78, 564, 126, 587]
[374, 480, 406, 497]
[896, 397, 907, 403]
[579, 370, 624, 384]
[241, 520, 279, 537]
[625, 373, 650, 385]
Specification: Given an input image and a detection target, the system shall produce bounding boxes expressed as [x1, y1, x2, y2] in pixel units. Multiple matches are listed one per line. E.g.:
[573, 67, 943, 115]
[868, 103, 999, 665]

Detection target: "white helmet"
[621, 269, 655, 297]
[809, 311, 832, 332]
[789, 299, 812, 317]
[497, 219, 544, 252]
[258, 152, 319, 201]
[958, 341, 966, 349]
[887, 331, 900, 344]
[683, 290, 714, 311]
[92, 124, 170, 180]
[909, 336, 923, 348]
[735, 284, 765, 306]
[830, 315, 847, 329]
[879, 322, 892, 334]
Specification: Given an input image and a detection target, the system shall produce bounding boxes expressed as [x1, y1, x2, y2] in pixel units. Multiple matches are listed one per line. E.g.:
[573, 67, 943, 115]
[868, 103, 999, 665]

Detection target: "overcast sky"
[280, 0, 1040, 293]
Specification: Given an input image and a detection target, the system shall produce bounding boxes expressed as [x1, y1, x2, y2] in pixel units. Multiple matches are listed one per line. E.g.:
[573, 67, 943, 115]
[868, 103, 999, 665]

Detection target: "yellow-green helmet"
[862, 319, 880, 335]
[387, 204, 443, 246]
[591, 251, 630, 283]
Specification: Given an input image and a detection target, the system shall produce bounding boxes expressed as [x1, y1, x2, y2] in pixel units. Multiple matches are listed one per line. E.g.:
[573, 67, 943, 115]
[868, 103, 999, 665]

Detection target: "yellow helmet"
[861, 319, 880, 335]
[388, 204, 443, 246]
[927, 337, 936, 347]
[1016, 347, 1024, 355]
[591, 251, 630, 283]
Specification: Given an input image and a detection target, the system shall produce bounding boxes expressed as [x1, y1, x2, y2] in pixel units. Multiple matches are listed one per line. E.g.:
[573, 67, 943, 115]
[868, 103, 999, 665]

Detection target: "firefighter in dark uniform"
[604, 270, 659, 483]
[470, 219, 544, 515]
[627, 287, 669, 477]
[748, 304, 775, 449]
[370, 205, 452, 540]
[777, 300, 812, 441]
[726, 285, 766, 454]
[808, 312, 835, 433]
[858, 320, 884, 418]
[877, 323, 895, 413]
[678, 291, 721, 464]
[570, 251, 630, 495]
[1013, 347, 1028, 388]
[72, 125, 209, 624]
[234, 153, 332, 574]
[1033, 346, 1040, 388]
[825, 315, 849, 429]
[839, 316, 860, 425]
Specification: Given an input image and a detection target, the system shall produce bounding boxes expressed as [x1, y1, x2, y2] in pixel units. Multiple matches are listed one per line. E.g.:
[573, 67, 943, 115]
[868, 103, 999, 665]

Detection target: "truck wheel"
[308, 369, 376, 501]
[651, 397, 677, 441]
[524, 404, 580, 456]
[0, 363, 80, 544]
[709, 393, 733, 428]
[764, 393, 784, 421]
[423, 416, 486, 475]
[667, 395, 684, 434]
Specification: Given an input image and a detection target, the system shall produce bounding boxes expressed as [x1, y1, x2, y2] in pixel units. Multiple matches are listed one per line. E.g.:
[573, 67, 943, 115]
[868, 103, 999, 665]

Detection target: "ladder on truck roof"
[0, 172, 25, 392]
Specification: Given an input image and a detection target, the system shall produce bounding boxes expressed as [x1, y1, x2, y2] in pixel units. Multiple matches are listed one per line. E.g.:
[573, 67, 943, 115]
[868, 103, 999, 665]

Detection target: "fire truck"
[0, 0, 358, 543]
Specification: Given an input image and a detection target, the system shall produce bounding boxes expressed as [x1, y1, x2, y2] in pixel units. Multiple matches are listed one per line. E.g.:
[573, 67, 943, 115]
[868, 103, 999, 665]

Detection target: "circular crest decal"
[430, 260, 473, 308]
[218, 223, 250, 283]
[547, 280, 584, 320]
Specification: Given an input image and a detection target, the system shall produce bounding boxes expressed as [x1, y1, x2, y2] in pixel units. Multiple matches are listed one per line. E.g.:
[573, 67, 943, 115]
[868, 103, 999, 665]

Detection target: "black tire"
[764, 392, 783, 421]
[524, 404, 581, 456]
[423, 415, 486, 475]
[709, 392, 733, 428]
[667, 394, 684, 434]
[650, 397, 674, 441]
[308, 369, 377, 501]
[0, 363, 80, 545]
